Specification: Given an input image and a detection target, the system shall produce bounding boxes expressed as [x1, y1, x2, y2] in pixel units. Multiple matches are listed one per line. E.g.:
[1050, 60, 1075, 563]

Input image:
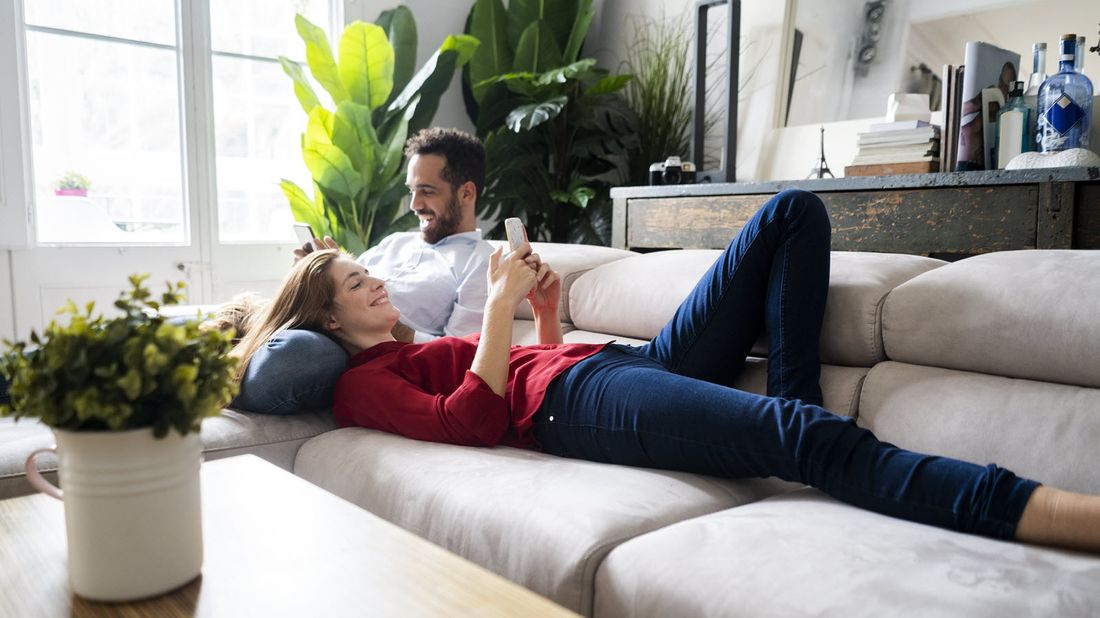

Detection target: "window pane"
[212, 56, 311, 242]
[24, 0, 176, 47]
[26, 32, 186, 243]
[211, 1, 334, 243]
[211, 0, 332, 61]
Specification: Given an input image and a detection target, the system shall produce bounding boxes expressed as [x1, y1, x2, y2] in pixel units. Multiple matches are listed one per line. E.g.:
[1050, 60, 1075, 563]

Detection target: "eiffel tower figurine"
[807, 126, 835, 179]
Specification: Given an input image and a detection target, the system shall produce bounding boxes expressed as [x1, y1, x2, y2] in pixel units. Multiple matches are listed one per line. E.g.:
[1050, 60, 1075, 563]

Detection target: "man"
[235, 128, 494, 413]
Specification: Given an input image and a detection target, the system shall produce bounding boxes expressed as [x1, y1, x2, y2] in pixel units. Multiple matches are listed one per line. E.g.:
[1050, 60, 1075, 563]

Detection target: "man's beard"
[420, 193, 463, 244]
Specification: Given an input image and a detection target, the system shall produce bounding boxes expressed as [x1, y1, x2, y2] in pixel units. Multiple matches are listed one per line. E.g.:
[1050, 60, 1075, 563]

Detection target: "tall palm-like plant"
[279, 9, 478, 253]
[464, 0, 638, 245]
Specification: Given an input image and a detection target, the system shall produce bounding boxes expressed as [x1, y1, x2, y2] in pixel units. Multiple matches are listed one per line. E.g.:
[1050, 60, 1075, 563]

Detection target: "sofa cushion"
[594, 489, 1100, 618]
[294, 428, 800, 616]
[569, 250, 944, 367]
[0, 410, 337, 500]
[857, 361, 1100, 495]
[883, 250, 1100, 388]
[495, 241, 635, 323]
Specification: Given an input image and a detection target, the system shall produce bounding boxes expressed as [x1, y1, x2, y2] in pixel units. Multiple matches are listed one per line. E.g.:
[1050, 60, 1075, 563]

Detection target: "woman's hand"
[524, 252, 561, 318]
[487, 244, 537, 310]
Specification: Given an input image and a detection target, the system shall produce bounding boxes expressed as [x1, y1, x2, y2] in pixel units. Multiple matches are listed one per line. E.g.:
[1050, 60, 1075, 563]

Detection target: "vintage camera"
[648, 156, 697, 185]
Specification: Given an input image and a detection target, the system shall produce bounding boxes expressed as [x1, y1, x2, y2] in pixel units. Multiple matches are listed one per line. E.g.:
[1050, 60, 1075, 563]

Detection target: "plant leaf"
[304, 106, 334, 147]
[375, 5, 417, 101]
[562, 0, 595, 63]
[280, 180, 325, 235]
[295, 14, 348, 104]
[506, 95, 567, 131]
[386, 35, 479, 135]
[535, 58, 595, 85]
[333, 101, 379, 189]
[338, 21, 394, 110]
[513, 21, 562, 73]
[278, 57, 321, 114]
[584, 73, 632, 96]
[304, 144, 362, 199]
[508, 0, 577, 53]
[468, 0, 513, 104]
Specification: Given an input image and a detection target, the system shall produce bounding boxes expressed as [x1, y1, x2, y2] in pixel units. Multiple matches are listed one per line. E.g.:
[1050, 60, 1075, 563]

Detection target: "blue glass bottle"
[1037, 34, 1094, 152]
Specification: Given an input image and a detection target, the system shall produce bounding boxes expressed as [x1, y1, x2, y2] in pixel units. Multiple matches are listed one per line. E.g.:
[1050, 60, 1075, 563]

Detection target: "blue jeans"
[231, 330, 348, 414]
[535, 189, 1038, 540]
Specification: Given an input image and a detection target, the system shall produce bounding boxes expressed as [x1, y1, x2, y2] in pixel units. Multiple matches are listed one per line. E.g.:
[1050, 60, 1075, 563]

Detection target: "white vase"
[25, 427, 204, 601]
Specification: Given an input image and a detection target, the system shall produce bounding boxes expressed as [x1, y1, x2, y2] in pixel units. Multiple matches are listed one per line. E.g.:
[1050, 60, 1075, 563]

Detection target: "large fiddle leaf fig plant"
[279, 9, 478, 254]
[463, 0, 638, 245]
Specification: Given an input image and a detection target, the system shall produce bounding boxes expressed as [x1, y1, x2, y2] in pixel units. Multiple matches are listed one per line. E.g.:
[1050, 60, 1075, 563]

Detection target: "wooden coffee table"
[0, 454, 577, 616]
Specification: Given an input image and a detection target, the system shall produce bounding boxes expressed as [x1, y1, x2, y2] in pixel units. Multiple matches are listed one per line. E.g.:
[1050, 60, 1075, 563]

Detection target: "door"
[2, 0, 339, 338]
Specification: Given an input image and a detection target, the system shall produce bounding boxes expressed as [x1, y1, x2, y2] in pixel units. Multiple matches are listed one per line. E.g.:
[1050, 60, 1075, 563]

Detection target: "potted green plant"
[52, 170, 91, 197]
[0, 275, 238, 601]
[279, 9, 478, 254]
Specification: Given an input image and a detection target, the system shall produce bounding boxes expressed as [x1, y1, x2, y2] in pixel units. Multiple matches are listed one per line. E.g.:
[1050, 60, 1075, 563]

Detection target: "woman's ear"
[323, 313, 340, 333]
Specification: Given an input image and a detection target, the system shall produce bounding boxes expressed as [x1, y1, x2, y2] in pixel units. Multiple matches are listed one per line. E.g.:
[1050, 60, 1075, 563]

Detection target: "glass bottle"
[1023, 42, 1047, 144]
[996, 81, 1031, 168]
[1037, 34, 1094, 152]
[1075, 36, 1086, 72]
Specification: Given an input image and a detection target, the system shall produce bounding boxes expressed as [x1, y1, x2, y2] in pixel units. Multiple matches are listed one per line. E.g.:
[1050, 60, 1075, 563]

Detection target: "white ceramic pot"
[25, 427, 203, 601]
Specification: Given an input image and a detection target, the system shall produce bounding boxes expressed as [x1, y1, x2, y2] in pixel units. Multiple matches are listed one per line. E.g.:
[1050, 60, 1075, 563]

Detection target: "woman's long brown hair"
[229, 249, 344, 381]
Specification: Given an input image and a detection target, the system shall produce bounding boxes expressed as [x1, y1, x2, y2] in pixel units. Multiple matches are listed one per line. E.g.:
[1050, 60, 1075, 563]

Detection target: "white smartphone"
[504, 217, 527, 252]
[293, 222, 317, 246]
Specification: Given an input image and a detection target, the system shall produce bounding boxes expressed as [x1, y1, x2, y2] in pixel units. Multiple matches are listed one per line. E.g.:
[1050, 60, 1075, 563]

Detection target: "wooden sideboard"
[610, 169, 1100, 259]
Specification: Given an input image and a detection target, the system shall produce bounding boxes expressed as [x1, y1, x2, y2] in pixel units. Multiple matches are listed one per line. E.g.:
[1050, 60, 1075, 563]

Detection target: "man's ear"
[460, 181, 477, 205]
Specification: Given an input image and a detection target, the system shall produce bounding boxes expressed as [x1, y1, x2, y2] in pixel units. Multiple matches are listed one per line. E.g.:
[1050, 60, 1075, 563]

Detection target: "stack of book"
[844, 120, 941, 176]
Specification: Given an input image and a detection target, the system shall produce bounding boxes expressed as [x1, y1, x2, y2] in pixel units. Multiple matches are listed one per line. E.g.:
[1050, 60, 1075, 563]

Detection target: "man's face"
[406, 153, 468, 245]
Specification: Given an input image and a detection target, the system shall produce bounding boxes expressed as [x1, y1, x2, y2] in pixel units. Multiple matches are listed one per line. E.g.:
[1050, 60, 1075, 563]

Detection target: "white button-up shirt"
[357, 230, 494, 343]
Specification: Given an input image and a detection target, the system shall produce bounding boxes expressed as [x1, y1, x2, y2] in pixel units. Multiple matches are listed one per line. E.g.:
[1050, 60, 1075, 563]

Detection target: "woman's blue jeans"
[535, 189, 1038, 540]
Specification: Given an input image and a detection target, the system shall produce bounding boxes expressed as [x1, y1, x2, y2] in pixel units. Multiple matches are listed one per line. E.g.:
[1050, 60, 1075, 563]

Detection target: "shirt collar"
[348, 340, 408, 368]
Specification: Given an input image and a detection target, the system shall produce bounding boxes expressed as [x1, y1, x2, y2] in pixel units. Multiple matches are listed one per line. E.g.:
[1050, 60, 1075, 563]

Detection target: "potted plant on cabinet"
[52, 170, 91, 197]
[0, 276, 238, 601]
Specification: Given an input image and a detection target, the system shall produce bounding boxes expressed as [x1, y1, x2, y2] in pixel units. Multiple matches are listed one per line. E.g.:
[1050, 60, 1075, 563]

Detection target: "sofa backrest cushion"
[858, 361, 1100, 495]
[882, 250, 1100, 388]
[569, 250, 944, 367]
[497, 241, 635, 323]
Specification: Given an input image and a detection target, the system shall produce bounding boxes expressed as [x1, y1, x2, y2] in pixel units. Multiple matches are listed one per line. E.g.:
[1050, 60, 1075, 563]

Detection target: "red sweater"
[332, 335, 606, 448]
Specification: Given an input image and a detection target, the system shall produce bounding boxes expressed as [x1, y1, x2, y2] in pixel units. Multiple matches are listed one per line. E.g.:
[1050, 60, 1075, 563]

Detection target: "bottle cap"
[1010, 81, 1024, 96]
[1034, 42, 1046, 50]
[1062, 34, 1076, 40]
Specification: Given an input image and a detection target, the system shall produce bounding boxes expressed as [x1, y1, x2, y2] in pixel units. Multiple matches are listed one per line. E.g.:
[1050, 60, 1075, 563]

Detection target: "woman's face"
[326, 256, 400, 341]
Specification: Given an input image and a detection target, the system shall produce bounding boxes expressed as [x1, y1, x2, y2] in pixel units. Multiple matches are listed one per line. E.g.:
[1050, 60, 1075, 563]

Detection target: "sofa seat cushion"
[0, 409, 337, 500]
[595, 489, 1100, 618]
[569, 250, 944, 367]
[294, 428, 800, 615]
[883, 250, 1100, 388]
[858, 361, 1100, 494]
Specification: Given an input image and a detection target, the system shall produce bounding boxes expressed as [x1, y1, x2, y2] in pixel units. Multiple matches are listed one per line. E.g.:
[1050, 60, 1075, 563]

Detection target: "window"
[21, 0, 336, 245]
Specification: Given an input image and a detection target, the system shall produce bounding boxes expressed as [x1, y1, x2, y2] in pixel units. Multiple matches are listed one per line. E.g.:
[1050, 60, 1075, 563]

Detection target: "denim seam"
[670, 216, 782, 374]
[775, 240, 792, 397]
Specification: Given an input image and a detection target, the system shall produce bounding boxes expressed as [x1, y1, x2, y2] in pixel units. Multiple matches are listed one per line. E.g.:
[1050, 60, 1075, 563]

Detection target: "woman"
[231, 190, 1100, 553]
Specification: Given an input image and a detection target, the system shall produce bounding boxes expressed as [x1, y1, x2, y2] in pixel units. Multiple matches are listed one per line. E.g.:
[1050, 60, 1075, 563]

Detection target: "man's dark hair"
[404, 128, 486, 198]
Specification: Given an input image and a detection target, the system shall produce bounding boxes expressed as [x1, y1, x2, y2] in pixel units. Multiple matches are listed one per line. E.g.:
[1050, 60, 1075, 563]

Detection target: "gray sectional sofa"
[4, 242, 1100, 616]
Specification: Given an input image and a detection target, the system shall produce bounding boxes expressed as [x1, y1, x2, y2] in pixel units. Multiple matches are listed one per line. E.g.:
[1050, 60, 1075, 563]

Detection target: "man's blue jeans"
[535, 189, 1038, 540]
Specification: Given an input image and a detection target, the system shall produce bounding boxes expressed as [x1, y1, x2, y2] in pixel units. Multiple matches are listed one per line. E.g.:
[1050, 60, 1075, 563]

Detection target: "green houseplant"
[0, 275, 237, 436]
[0, 275, 237, 601]
[52, 170, 91, 197]
[463, 0, 638, 244]
[279, 9, 479, 254]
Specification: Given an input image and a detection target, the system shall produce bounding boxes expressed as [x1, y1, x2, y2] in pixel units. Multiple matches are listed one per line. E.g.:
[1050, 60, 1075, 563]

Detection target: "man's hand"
[391, 320, 415, 343]
[292, 235, 340, 263]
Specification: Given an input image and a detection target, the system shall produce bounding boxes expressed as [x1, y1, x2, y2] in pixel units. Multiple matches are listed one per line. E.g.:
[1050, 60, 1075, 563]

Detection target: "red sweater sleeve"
[334, 367, 510, 447]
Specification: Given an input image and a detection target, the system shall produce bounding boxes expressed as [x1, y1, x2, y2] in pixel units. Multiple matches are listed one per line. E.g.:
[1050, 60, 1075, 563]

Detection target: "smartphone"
[292, 222, 317, 246]
[504, 217, 527, 252]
